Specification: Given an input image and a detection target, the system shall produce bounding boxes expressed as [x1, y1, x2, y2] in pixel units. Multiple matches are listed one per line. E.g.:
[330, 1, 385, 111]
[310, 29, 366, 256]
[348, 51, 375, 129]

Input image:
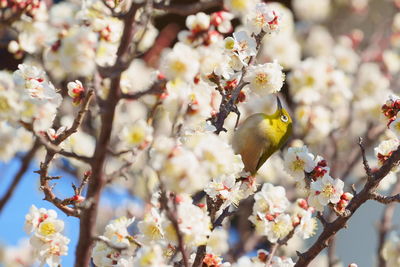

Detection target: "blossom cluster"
[24, 205, 70, 267]
[284, 146, 353, 214]
[91, 194, 216, 267]
[371, 95, 400, 188]
[1, 0, 43, 21]
[92, 217, 137, 266]
[249, 183, 317, 243]
[160, 1, 284, 111]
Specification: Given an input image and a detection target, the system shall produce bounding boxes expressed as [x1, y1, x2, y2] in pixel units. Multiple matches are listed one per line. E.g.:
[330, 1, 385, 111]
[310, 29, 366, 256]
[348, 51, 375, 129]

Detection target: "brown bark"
[295, 142, 400, 266]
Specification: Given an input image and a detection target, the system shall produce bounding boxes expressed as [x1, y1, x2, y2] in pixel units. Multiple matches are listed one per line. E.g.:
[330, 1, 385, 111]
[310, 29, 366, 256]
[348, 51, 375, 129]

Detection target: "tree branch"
[33, 132, 92, 164]
[295, 143, 400, 266]
[33, 89, 95, 217]
[210, 32, 265, 134]
[359, 137, 373, 181]
[160, 191, 190, 267]
[192, 196, 224, 267]
[56, 89, 95, 144]
[121, 79, 165, 100]
[266, 227, 298, 265]
[370, 192, 400, 204]
[74, 3, 145, 266]
[213, 206, 235, 228]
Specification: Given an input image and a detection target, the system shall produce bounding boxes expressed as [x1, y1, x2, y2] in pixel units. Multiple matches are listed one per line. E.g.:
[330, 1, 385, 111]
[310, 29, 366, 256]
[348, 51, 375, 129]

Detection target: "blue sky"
[0, 159, 81, 266]
[0, 158, 133, 266]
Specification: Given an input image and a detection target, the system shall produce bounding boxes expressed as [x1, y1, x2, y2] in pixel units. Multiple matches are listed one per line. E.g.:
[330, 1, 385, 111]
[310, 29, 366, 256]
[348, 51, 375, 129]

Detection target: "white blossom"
[162, 195, 211, 247]
[225, 31, 257, 63]
[30, 234, 70, 267]
[160, 42, 200, 82]
[186, 12, 210, 32]
[294, 211, 317, 239]
[92, 217, 136, 267]
[244, 62, 284, 96]
[309, 174, 344, 211]
[375, 139, 400, 168]
[119, 119, 153, 149]
[24, 206, 69, 267]
[205, 175, 243, 209]
[13, 64, 61, 105]
[137, 208, 164, 244]
[246, 3, 281, 35]
[250, 213, 293, 243]
[283, 146, 316, 180]
[253, 183, 290, 214]
[133, 245, 170, 267]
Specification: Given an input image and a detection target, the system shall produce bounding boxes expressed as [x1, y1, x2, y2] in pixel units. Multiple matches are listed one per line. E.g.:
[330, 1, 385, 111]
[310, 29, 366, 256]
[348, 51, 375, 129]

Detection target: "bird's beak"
[276, 96, 282, 111]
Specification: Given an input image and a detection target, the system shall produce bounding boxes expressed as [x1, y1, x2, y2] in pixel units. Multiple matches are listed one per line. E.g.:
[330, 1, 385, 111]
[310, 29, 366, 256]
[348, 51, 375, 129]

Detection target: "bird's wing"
[255, 148, 273, 172]
[239, 137, 265, 174]
[233, 114, 268, 174]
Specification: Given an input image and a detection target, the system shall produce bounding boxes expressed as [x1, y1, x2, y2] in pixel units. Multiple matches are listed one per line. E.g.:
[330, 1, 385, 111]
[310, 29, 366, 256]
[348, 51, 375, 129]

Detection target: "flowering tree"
[1, 0, 400, 266]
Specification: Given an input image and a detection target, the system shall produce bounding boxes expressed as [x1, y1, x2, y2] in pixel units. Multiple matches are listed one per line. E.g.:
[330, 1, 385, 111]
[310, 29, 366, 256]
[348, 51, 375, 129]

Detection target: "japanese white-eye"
[232, 96, 293, 174]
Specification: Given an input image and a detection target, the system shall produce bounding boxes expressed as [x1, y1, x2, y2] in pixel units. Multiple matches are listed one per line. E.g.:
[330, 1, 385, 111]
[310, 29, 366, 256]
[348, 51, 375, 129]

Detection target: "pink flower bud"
[72, 195, 85, 203]
[297, 199, 309, 210]
[341, 192, 353, 201]
[67, 80, 85, 105]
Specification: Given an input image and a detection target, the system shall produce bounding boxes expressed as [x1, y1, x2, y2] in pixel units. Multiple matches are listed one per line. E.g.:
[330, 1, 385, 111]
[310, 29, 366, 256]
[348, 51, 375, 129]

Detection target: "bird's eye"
[281, 115, 288, 122]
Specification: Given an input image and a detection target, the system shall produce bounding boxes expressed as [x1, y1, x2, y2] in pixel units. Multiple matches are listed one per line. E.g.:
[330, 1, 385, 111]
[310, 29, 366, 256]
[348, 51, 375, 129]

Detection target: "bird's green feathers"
[232, 99, 292, 174]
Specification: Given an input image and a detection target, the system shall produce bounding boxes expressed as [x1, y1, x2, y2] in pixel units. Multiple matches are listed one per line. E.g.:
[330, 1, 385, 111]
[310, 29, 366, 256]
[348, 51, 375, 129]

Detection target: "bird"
[232, 96, 293, 175]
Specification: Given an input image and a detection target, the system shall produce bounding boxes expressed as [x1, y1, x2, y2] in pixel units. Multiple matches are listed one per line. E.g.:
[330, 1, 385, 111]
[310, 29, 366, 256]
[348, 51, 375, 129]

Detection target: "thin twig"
[265, 227, 297, 265]
[359, 137, 373, 181]
[213, 206, 235, 228]
[121, 80, 165, 100]
[160, 191, 190, 267]
[211, 32, 265, 134]
[106, 158, 138, 184]
[193, 196, 224, 267]
[56, 89, 95, 144]
[33, 133, 91, 163]
[265, 243, 279, 265]
[369, 192, 400, 204]
[35, 88, 94, 218]
[73, 171, 91, 196]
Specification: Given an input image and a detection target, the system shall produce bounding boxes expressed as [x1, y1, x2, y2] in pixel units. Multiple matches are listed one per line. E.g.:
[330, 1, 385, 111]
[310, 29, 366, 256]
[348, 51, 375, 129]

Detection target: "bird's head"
[273, 96, 293, 136]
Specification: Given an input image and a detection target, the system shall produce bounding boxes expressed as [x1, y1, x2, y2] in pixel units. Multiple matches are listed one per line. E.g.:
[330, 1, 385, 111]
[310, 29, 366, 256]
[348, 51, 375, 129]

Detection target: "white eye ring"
[281, 115, 288, 122]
